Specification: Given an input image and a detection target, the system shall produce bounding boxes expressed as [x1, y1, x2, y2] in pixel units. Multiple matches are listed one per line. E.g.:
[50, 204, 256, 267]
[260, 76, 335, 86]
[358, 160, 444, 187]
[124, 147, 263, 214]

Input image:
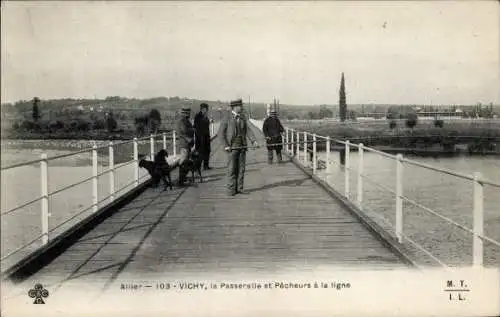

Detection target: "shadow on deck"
[3, 123, 413, 300]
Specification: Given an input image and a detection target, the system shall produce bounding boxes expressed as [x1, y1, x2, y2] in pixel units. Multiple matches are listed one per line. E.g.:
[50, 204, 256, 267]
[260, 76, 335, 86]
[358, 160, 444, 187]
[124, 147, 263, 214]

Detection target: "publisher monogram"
[28, 283, 49, 304]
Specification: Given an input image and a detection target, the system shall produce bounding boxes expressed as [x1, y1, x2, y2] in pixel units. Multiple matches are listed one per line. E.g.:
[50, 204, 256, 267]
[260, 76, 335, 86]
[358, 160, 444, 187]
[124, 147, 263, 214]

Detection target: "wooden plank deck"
[3, 123, 408, 300]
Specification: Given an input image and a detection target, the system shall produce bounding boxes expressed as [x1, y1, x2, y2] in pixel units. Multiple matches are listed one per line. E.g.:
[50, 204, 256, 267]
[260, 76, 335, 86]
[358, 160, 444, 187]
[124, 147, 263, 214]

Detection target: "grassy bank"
[284, 119, 500, 154]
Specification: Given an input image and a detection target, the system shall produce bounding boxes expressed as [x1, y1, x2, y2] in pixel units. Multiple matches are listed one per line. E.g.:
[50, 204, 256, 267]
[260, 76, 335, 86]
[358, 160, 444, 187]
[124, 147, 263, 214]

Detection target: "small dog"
[138, 149, 173, 190]
[180, 150, 203, 184]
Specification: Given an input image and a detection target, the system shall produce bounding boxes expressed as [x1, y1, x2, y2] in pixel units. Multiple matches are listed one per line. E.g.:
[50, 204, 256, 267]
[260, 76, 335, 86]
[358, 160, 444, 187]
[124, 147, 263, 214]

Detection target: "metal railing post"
[396, 154, 404, 243]
[473, 172, 484, 267]
[150, 134, 155, 160]
[290, 129, 294, 156]
[357, 143, 364, 209]
[303, 132, 307, 165]
[313, 134, 317, 174]
[92, 144, 98, 213]
[40, 153, 49, 245]
[173, 130, 177, 156]
[285, 128, 289, 154]
[109, 141, 115, 203]
[326, 137, 331, 181]
[133, 138, 139, 187]
[344, 140, 350, 198]
[296, 130, 299, 157]
[163, 132, 167, 150]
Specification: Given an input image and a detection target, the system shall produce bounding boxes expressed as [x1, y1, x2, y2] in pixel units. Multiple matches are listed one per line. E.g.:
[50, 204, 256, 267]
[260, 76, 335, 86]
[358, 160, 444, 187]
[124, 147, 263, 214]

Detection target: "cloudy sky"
[1, 1, 499, 105]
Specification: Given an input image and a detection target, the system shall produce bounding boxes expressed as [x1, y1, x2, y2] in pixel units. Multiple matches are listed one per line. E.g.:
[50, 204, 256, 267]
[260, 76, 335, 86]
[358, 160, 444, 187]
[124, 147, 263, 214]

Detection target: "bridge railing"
[250, 119, 500, 268]
[0, 122, 217, 273]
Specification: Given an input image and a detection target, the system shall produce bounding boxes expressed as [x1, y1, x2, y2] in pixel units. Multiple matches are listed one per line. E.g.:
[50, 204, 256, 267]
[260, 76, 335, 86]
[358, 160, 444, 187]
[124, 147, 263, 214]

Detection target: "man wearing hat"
[219, 98, 258, 196]
[194, 103, 212, 170]
[176, 106, 195, 186]
[262, 110, 285, 164]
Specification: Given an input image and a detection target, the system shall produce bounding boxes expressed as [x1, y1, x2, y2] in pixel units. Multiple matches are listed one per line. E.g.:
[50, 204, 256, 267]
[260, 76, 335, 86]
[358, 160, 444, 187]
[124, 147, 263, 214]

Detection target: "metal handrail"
[49, 175, 96, 197]
[283, 126, 500, 187]
[1, 121, 219, 267]
[1, 196, 44, 216]
[0, 132, 175, 171]
[0, 233, 45, 261]
[273, 121, 500, 267]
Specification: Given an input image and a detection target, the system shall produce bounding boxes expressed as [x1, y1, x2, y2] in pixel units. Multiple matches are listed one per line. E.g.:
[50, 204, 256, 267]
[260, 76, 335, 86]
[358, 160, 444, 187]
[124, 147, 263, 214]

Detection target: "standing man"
[194, 103, 212, 170]
[219, 98, 258, 196]
[262, 110, 285, 164]
[176, 107, 195, 186]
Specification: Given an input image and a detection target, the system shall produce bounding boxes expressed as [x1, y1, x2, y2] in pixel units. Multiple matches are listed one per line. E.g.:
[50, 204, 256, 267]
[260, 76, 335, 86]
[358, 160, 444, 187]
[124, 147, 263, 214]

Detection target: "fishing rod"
[226, 139, 330, 151]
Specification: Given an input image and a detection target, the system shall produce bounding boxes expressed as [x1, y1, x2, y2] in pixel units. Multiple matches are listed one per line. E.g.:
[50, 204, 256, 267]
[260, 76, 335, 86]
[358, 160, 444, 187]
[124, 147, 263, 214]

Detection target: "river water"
[309, 150, 500, 267]
[1, 140, 499, 270]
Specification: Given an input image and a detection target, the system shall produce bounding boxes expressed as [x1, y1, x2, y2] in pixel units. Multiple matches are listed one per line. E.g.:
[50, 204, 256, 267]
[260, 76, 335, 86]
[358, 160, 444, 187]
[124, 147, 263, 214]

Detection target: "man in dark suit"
[176, 107, 195, 186]
[262, 110, 285, 164]
[194, 103, 212, 170]
[219, 99, 258, 196]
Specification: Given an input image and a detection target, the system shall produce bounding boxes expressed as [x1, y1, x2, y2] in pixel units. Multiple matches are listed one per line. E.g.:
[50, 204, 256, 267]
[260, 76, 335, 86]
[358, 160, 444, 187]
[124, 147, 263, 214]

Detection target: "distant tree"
[405, 112, 418, 129]
[339, 73, 347, 122]
[319, 106, 333, 119]
[149, 108, 162, 133]
[135, 115, 149, 135]
[348, 110, 357, 121]
[106, 113, 118, 132]
[434, 119, 444, 128]
[307, 111, 318, 120]
[389, 120, 397, 129]
[32, 97, 41, 122]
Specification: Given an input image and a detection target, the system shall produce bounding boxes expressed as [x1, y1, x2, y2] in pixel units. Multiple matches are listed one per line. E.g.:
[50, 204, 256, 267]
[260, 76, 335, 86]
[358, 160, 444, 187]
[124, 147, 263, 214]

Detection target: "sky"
[1, 1, 499, 105]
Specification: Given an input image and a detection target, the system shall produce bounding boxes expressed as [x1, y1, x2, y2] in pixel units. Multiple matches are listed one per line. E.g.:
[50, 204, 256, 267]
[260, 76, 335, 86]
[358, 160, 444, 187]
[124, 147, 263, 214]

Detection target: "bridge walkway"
[3, 124, 409, 301]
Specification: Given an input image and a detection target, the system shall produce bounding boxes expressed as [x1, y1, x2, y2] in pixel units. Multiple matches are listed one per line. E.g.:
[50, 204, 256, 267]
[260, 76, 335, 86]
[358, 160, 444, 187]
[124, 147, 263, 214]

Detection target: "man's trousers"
[226, 149, 247, 194]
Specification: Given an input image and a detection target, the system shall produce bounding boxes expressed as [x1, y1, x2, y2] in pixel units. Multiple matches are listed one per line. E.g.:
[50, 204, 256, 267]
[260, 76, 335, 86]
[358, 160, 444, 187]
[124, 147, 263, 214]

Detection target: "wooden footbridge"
[1, 119, 499, 306]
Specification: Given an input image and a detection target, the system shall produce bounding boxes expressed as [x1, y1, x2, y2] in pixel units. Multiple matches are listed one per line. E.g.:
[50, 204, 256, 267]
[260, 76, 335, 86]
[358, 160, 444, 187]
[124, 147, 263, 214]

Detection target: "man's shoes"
[227, 191, 237, 197]
[237, 190, 249, 195]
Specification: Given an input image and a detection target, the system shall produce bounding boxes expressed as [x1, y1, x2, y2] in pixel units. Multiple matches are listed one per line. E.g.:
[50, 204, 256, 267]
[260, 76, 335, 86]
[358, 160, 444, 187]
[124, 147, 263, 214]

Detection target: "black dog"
[138, 149, 173, 190]
[180, 150, 203, 184]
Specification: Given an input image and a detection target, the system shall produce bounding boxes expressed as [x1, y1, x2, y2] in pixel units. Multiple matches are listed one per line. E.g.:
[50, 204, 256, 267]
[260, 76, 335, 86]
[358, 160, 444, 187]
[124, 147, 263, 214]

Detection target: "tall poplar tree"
[339, 73, 347, 122]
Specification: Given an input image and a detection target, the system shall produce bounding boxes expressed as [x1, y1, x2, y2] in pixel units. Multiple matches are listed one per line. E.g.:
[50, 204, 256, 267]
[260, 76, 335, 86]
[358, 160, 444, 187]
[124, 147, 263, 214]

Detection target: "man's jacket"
[263, 116, 284, 139]
[194, 111, 211, 150]
[219, 110, 257, 149]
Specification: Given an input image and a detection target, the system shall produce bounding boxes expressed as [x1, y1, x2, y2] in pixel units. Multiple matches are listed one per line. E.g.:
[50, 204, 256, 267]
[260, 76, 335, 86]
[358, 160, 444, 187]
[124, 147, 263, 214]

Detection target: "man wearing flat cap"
[176, 106, 195, 186]
[263, 110, 285, 164]
[194, 103, 212, 170]
[219, 98, 258, 196]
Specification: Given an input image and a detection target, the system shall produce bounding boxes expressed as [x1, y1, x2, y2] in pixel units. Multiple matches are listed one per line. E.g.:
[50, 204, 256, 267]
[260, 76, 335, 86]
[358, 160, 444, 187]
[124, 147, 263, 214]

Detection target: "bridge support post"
[133, 138, 139, 187]
[395, 154, 404, 243]
[303, 132, 307, 166]
[296, 130, 299, 157]
[173, 130, 177, 157]
[150, 134, 155, 160]
[313, 134, 317, 174]
[290, 129, 294, 156]
[326, 137, 331, 182]
[163, 132, 167, 150]
[357, 143, 364, 209]
[40, 153, 49, 245]
[109, 142, 115, 203]
[473, 172, 484, 267]
[285, 128, 289, 154]
[344, 140, 350, 199]
[92, 144, 98, 213]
